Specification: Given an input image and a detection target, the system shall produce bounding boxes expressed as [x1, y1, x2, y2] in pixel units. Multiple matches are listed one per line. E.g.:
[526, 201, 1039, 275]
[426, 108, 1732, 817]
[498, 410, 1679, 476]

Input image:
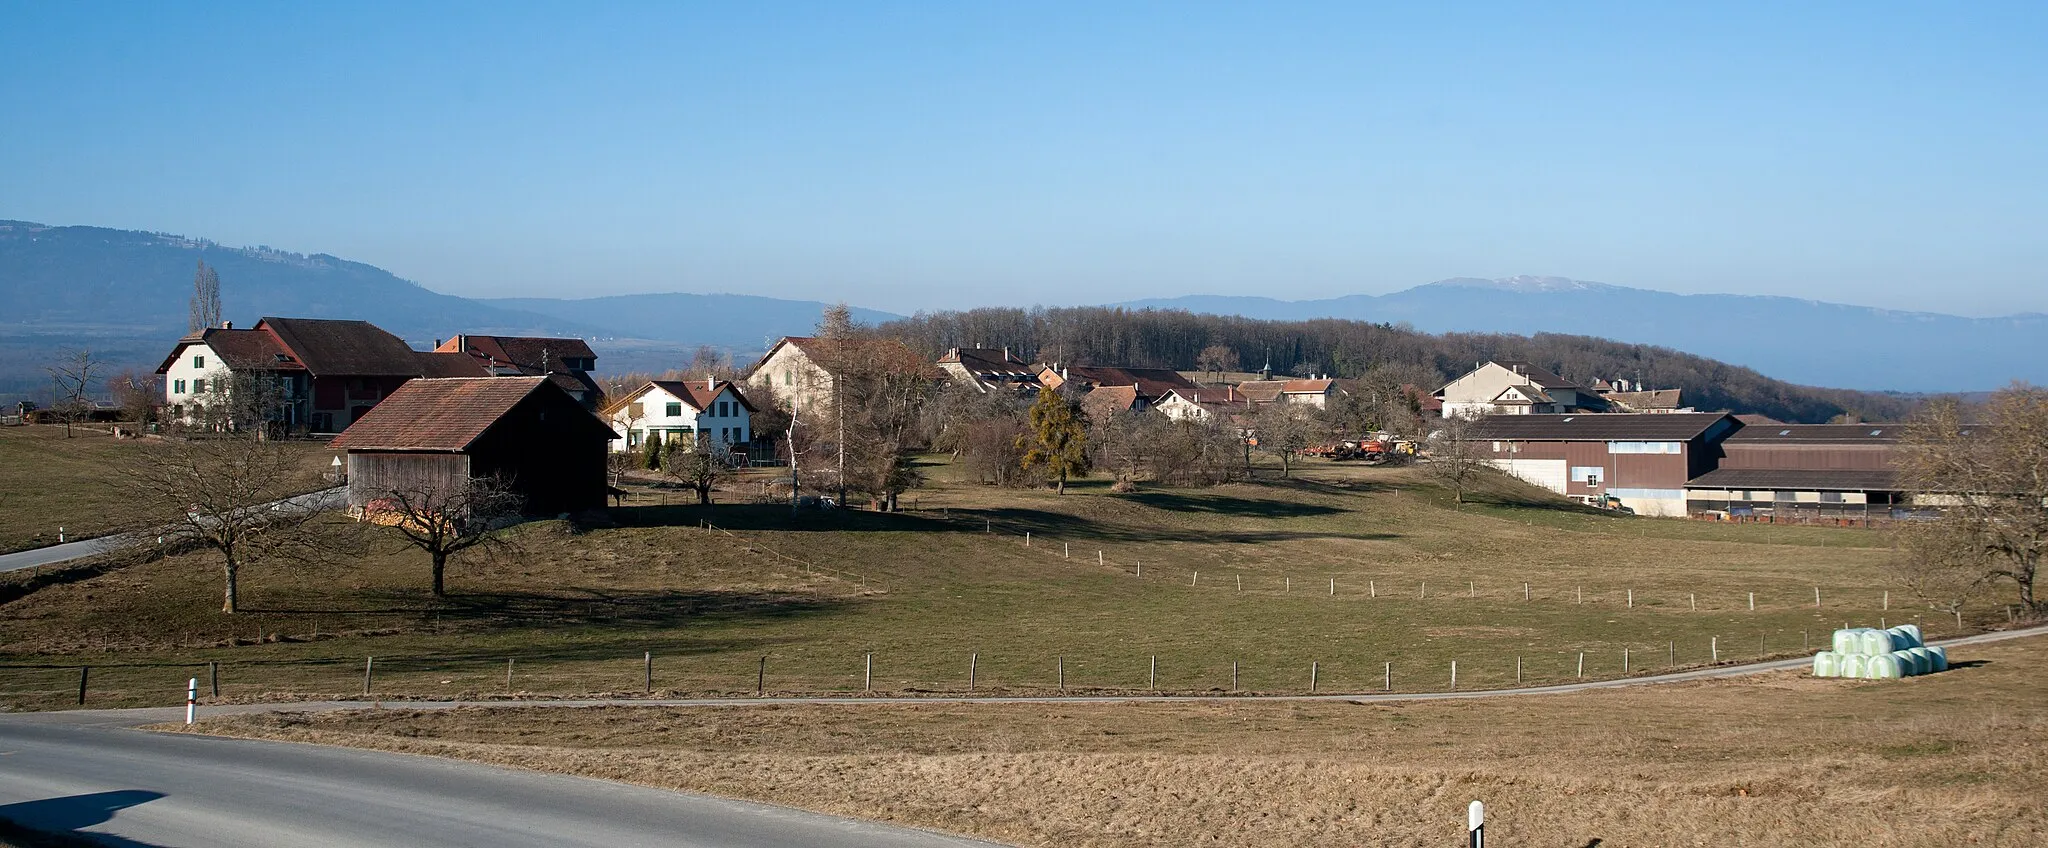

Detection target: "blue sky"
[3, 1, 2044, 316]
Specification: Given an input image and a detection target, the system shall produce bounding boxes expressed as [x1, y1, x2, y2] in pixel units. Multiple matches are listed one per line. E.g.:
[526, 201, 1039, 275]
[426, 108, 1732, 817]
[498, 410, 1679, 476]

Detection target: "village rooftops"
[938, 347, 1034, 377]
[1042, 364, 1197, 399]
[1233, 378, 1336, 403]
[330, 377, 586, 451]
[1602, 388, 1685, 411]
[1466, 412, 1738, 442]
[758, 336, 937, 378]
[630, 379, 759, 414]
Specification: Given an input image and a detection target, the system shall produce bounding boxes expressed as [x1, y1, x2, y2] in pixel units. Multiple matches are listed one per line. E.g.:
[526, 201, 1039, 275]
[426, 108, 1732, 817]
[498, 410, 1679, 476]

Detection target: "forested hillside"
[879, 307, 1922, 423]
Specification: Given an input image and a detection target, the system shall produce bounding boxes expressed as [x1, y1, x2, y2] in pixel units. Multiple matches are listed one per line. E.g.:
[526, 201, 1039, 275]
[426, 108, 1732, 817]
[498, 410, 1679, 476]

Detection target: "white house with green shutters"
[603, 378, 755, 454]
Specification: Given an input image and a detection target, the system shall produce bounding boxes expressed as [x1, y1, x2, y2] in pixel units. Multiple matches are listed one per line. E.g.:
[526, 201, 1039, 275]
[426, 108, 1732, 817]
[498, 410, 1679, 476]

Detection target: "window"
[174, 379, 186, 394]
[720, 401, 731, 417]
[193, 355, 205, 369]
[1821, 491, 1844, 503]
[1570, 466, 1605, 485]
[1608, 441, 1682, 454]
[627, 429, 640, 447]
[783, 370, 793, 386]
[665, 402, 683, 417]
[192, 378, 206, 393]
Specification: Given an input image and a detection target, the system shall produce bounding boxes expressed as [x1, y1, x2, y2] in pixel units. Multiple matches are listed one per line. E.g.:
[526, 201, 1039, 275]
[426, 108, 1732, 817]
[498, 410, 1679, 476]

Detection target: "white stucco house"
[604, 378, 755, 454]
[1436, 360, 1608, 419]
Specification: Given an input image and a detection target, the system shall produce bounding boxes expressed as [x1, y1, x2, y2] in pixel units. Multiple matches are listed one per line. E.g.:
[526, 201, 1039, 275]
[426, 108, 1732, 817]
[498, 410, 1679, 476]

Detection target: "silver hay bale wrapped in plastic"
[1809, 627, 1951, 679]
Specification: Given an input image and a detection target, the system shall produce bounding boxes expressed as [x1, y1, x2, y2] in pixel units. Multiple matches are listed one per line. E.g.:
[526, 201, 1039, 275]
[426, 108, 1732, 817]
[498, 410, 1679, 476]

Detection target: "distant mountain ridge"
[1117, 276, 2046, 392]
[0, 219, 898, 400]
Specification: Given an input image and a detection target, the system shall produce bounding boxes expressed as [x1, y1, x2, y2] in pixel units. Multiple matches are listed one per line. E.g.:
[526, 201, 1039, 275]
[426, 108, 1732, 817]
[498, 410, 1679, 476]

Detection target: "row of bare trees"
[1891, 384, 2047, 621]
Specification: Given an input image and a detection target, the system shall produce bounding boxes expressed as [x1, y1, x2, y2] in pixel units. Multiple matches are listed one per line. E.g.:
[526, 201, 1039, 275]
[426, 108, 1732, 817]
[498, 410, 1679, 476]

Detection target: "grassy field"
[0, 425, 332, 554]
[0, 446, 1947, 711]
[178, 633, 2048, 847]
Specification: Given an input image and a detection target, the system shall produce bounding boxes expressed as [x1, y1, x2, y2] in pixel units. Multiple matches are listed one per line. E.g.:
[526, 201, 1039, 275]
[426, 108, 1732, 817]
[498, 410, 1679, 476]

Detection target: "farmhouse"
[1155, 387, 1254, 423]
[746, 336, 933, 413]
[1234, 377, 1340, 409]
[1438, 361, 1607, 418]
[1468, 412, 1740, 517]
[160, 317, 430, 433]
[1684, 424, 1914, 523]
[330, 377, 618, 516]
[604, 378, 755, 455]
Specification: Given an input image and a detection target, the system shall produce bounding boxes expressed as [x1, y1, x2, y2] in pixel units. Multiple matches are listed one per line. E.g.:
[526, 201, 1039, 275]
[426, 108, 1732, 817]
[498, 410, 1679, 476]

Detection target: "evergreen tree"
[642, 431, 663, 470]
[1019, 386, 1089, 494]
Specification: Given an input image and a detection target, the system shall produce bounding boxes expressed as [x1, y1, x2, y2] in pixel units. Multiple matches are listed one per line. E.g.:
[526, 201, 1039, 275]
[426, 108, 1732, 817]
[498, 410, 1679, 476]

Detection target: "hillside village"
[121, 312, 1943, 526]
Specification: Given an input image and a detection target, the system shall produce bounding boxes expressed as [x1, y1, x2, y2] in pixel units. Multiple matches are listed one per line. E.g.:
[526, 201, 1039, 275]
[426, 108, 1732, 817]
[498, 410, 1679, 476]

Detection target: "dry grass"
[181, 634, 2048, 847]
[0, 425, 332, 553]
[2, 454, 1955, 711]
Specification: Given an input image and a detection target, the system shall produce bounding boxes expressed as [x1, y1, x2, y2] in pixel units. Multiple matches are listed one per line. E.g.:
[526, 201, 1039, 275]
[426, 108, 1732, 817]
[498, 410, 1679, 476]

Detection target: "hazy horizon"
[5, 3, 2044, 317]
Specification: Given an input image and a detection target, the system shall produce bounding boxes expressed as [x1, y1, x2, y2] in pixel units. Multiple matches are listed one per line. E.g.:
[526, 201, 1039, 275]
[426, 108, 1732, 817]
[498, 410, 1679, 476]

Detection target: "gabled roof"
[651, 379, 759, 414]
[1490, 360, 1581, 390]
[156, 328, 303, 374]
[757, 336, 938, 379]
[1045, 365, 1198, 399]
[939, 347, 1033, 375]
[1082, 385, 1142, 419]
[1467, 412, 1738, 442]
[415, 351, 491, 378]
[1602, 389, 1684, 411]
[330, 377, 614, 451]
[332, 377, 550, 451]
[258, 317, 424, 377]
[434, 335, 597, 371]
[1490, 384, 1554, 405]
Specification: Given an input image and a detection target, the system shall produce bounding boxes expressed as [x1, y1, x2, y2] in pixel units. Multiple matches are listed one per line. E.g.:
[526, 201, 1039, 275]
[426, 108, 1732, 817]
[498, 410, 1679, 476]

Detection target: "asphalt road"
[0, 488, 345, 575]
[0, 712, 1004, 848]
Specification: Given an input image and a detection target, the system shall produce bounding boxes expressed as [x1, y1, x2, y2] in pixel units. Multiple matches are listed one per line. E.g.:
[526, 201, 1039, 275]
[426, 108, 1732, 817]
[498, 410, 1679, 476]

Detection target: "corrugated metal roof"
[1467, 412, 1736, 441]
[330, 377, 551, 451]
[1723, 424, 1902, 443]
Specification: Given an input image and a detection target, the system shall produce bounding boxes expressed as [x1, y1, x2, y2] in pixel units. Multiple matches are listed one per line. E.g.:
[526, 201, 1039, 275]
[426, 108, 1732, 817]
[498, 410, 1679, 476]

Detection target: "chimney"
[222, 320, 232, 330]
[434, 339, 442, 348]
[707, 376, 715, 392]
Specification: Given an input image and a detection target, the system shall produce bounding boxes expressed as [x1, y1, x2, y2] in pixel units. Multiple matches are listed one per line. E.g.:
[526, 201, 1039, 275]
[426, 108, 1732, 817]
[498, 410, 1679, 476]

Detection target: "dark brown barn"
[330, 377, 618, 516]
[1685, 424, 1910, 522]
[1466, 413, 1741, 517]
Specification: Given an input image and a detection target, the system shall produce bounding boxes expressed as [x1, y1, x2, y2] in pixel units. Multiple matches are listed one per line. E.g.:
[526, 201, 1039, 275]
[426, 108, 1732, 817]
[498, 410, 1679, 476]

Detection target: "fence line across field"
[945, 511, 1902, 612]
[15, 625, 1927, 706]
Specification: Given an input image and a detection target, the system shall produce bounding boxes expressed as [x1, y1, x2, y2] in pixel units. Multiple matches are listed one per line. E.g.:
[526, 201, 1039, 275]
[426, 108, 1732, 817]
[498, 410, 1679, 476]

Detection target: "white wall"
[609, 385, 751, 453]
[163, 343, 227, 422]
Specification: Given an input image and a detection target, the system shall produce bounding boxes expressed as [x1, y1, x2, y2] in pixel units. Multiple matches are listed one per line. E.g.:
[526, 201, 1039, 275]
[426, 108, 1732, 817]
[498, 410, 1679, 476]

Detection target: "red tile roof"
[330, 377, 552, 451]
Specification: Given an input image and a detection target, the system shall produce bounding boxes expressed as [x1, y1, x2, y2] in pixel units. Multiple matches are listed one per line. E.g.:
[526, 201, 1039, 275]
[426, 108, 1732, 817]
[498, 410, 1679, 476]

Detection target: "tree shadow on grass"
[1118, 491, 1346, 519]
[956, 506, 1398, 545]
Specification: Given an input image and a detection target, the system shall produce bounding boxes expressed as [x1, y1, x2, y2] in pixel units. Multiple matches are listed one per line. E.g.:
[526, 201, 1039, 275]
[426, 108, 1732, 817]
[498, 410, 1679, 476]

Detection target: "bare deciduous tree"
[118, 435, 324, 613]
[1424, 414, 1490, 505]
[1252, 402, 1316, 478]
[1196, 344, 1239, 384]
[663, 436, 734, 505]
[107, 370, 160, 428]
[368, 475, 523, 597]
[189, 260, 222, 333]
[45, 348, 102, 438]
[1896, 384, 2048, 614]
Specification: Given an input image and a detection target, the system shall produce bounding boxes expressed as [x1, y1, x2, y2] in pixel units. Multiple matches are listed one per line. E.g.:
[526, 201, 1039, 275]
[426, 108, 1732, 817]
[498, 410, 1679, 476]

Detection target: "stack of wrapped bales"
[1811, 625, 1947, 679]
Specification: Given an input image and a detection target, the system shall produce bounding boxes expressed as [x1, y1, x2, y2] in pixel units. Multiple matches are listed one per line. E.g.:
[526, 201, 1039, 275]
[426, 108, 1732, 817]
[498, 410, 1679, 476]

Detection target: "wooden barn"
[329, 377, 618, 516]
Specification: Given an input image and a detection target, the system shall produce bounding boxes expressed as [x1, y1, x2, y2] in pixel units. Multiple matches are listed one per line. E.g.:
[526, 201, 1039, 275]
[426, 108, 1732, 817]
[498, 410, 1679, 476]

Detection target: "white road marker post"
[1524, 582, 1529, 602]
[1149, 655, 1157, 691]
[1450, 660, 1457, 691]
[969, 652, 977, 694]
[1749, 592, 1755, 612]
[1515, 656, 1522, 684]
[1577, 652, 1584, 679]
[1468, 800, 1485, 848]
[865, 653, 873, 693]
[1384, 661, 1391, 691]
[185, 677, 197, 725]
[1712, 636, 1719, 663]
[1098, 550, 1103, 566]
[1192, 571, 1198, 587]
[1627, 588, 1633, 608]
[1311, 661, 1319, 693]
[1330, 578, 1335, 596]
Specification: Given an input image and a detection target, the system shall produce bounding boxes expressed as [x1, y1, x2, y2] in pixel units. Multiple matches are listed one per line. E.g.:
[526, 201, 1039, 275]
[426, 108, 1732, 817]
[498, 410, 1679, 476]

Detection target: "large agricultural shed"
[329, 377, 618, 516]
[1468, 412, 1740, 517]
[1685, 424, 1918, 522]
